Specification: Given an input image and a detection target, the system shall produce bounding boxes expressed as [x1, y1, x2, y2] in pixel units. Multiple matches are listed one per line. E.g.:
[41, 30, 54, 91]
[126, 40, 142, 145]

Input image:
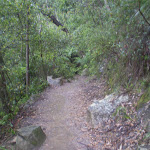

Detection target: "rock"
[99, 66, 104, 73]
[99, 60, 107, 74]
[15, 126, 46, 150]
[146, 121, 150, 133]
[81, 69, 88, 76]
[8, 136, 17, 145]
[87, 93, 129, 127]
[137, 102, 150, 150]
[138, 145, 150, 150]
[23, 94, 39, 110]
[137, 102, 150, 131]
[16, 136, 34, 150]
[47, 76, 62, 86]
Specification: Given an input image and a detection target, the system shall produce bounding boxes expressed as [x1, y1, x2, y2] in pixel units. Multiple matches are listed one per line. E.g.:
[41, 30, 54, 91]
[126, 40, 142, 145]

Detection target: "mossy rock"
[16, 126, 46, 150]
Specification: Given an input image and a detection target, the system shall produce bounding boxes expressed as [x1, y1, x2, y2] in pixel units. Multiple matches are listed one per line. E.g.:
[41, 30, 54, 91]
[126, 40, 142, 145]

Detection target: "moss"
[136, 87, 150, 110]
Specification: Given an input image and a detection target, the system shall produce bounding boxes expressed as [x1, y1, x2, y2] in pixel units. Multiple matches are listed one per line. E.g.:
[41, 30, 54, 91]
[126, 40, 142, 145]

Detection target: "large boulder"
[87, 93, 129, 127]
[47, 76, 62, 86]
[15, 126, 46, 150]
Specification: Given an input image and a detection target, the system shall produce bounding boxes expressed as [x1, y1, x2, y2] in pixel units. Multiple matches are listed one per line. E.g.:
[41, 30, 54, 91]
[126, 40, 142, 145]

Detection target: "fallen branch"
[138, 0, 150, 26]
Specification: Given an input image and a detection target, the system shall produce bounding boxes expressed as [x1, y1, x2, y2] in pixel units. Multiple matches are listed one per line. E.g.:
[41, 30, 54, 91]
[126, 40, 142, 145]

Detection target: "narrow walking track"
[20, 76, 100, 150]
[19, 76, 149, 150]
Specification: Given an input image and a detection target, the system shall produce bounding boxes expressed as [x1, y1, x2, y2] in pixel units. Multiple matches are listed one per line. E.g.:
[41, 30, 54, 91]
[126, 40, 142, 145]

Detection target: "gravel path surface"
[20, 76, 101, 150]
[19, 76, 148, 150]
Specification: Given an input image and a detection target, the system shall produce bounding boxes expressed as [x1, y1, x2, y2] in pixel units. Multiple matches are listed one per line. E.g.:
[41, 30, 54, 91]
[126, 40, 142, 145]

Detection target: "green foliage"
[138, 131, 150, 145]
[68, 0, 150, 90]
[0, 0, 81, 135]
[0, 146, 8, 150]
[136, 87, 150, 109]
[113, 106, 132, 121]
[143, 132, 150, 141]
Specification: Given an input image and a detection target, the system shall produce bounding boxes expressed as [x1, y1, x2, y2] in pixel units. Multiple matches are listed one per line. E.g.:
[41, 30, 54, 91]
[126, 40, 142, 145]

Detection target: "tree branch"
[41, 10, 68, 33]
[138, 0, 150, 26]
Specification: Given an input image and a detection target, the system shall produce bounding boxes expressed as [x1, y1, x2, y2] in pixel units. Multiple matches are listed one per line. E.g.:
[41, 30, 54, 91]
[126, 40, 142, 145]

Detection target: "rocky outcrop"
[4, 126, 46, 150]
[47, 76, 62, 86]
[87, 93, 129, 127]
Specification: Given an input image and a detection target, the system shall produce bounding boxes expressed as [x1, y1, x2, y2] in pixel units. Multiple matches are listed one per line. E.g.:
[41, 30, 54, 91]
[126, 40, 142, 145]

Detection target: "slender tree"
[26, 4, 30, 94]
[0, 51, 9, 112]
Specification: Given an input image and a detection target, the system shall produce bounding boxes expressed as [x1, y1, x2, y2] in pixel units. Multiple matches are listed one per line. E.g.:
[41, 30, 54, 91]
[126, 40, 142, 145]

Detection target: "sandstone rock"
[15, 126, 46, 150]
[87, 93, 129, 127]
[47, 76, 62, 86]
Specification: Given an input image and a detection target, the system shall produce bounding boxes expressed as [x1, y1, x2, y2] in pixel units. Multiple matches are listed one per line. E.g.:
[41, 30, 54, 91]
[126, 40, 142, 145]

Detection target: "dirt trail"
[19, 75, 148, 150]
[20, 76, 103, 150]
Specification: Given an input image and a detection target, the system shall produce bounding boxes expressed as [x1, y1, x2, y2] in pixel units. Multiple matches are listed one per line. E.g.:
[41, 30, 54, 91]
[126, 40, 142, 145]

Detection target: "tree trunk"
[20, 35, 23, 61]
[39, 25, 47, 79]
[26, 5, 30, 94]
[0, 51, 9, 112]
